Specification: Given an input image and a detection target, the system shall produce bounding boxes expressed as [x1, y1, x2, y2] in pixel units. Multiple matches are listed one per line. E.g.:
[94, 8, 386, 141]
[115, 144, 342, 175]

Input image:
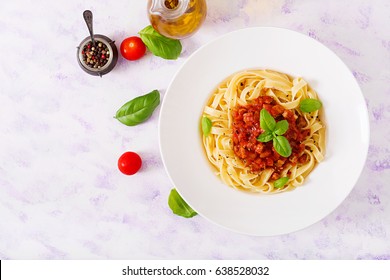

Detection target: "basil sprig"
[257, 109, 292, 157]
[115, 90, 160, 126]
[168, 189, 197, 218]
[139, 25, 182, 60]
[300, 98, 322, 113]
[274, 177, 289, 188]
[202, 116, 212, 136]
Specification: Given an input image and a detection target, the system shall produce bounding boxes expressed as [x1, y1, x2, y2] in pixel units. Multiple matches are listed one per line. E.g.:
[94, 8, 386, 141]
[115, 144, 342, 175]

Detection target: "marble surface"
[0, 0, 389, 259]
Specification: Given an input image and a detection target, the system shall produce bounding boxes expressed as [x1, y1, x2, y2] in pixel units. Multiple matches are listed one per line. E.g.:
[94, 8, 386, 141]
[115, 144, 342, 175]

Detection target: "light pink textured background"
[0, 0, 389, 259]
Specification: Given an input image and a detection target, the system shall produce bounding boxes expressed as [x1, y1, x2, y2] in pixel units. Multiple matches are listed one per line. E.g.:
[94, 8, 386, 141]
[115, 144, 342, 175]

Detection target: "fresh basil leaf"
[274, 177, 289, 188]
[168, 189, 197, 218]
[274, 120, 289, 135]
[273, 135, 292, 157]
[139, 25, 182, 60]
[300, 98, 322, 113]
[257, 131, 273, 142]
[202, 116, 212, 137]
[115, 89, 160, 126]
[260, 109, 276, 132]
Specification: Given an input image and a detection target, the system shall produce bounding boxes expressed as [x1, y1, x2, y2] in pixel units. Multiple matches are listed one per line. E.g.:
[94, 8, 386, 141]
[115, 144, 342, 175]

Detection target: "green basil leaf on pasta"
[168, 189, 197, 218]
[139, 25, 182, 60]
[299, 98, 322, 113]
[273, 135, 292, 157]
[260, 109, 276, 132]
[274, 120, 289, 135]
[115, 90, 160, 126]
[274, 177, 289, 189]
[257, 131, 273, 142]
[202, 116, 212, 136]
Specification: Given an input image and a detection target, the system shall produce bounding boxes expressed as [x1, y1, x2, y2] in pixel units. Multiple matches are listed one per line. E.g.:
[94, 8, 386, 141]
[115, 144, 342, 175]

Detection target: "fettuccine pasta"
[201, 69, 326, 193]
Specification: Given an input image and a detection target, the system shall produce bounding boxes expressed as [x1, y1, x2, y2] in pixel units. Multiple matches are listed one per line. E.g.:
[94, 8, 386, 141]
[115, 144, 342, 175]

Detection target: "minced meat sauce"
[232, 95, 310, 180]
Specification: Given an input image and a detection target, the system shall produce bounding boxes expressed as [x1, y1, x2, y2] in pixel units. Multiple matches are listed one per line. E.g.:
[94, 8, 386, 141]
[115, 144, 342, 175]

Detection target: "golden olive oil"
[147, 0, 207, 39]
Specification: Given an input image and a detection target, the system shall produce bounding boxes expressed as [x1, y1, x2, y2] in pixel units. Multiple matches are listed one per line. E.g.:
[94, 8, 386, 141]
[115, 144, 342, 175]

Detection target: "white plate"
[159, 27, 369, 236]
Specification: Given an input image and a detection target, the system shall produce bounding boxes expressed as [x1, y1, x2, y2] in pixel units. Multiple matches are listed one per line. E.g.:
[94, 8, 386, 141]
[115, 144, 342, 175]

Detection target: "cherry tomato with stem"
[118, 151, 142, 175]
[120, 36, 146, 61]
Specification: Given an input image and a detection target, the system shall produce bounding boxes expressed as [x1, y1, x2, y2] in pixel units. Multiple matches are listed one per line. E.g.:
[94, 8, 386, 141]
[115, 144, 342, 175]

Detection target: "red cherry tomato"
[120, 36, 146, 61]
[118, 151, 142, 175]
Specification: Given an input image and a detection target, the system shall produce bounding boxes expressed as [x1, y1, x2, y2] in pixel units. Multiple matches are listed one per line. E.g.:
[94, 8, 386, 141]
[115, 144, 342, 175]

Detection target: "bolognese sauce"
[232, 95, 310, 180]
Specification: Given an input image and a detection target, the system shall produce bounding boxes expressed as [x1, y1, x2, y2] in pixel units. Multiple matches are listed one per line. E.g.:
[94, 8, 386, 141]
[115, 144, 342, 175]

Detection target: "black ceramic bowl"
[77, 34, 118, 77]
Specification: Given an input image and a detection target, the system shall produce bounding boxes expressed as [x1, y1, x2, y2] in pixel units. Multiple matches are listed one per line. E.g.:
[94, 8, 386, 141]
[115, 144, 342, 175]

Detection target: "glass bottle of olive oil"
[147, 0, 207, 39]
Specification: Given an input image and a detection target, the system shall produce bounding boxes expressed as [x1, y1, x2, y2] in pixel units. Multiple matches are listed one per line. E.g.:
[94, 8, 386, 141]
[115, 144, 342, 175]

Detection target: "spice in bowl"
[81, 40, 110, 69]
[77, 34, 118, 76]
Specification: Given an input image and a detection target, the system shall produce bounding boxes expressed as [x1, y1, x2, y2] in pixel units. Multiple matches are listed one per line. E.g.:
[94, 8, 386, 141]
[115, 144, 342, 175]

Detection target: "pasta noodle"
[201, 69, 326, 193]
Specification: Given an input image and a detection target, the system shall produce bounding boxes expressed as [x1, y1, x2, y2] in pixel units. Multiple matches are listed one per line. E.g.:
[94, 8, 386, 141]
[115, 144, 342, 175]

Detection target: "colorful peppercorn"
[81, 40, 110, 69]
